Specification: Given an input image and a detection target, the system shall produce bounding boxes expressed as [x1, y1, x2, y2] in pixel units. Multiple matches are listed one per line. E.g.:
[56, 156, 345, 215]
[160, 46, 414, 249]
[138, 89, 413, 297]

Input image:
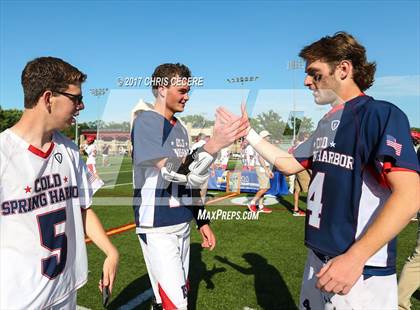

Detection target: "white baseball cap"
[259, 130, 271, 138]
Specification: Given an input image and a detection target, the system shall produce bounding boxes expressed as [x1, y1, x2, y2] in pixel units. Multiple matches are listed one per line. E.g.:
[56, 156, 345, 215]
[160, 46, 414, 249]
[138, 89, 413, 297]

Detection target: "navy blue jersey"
[294, 95, 419, 274]
[132, 110, 194, 229]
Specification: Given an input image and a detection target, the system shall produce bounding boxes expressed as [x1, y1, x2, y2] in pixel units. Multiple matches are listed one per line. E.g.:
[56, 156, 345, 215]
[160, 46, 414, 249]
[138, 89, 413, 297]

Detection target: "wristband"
[246, 128, 262, 147]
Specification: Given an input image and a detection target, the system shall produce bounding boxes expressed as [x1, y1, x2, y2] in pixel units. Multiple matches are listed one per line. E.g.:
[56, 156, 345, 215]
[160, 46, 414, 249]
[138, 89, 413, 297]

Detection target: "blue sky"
[1, 1, 419, 126]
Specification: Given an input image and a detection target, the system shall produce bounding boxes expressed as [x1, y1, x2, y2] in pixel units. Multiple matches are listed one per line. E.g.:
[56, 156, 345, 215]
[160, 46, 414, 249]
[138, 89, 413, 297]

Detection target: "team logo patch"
[54, 153, 63, 163]
[331, 120, 340, 131]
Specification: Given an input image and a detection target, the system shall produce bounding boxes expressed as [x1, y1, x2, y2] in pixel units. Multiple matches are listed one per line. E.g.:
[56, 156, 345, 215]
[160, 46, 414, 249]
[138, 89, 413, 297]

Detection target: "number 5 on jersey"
[37, 208, 67, 279]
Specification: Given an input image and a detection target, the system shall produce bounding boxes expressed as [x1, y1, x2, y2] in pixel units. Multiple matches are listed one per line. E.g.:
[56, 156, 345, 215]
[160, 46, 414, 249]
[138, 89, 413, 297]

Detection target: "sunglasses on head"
[53, 91, 83, 105]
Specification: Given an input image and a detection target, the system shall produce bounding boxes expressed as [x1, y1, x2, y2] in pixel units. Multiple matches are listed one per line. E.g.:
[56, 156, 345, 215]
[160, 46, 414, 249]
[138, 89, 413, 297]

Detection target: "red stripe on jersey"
[28, 142, 55, 158]
[299, 159, 312, 169]
[365, 165, 390, 189]
[158, 283, 178, 310]
[186, 278, 190, 291]
[324, 103, 345, 118]
[324, 93, 366, 119]
[382, 162, 417, 174]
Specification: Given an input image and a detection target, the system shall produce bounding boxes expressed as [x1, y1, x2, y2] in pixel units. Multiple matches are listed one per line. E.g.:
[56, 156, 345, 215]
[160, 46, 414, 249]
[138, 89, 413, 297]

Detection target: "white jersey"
[244, 144, 256, 167]
[85, 143, 97, 165]
[0, 129, 94, 309]
[220, 148, 230, 165]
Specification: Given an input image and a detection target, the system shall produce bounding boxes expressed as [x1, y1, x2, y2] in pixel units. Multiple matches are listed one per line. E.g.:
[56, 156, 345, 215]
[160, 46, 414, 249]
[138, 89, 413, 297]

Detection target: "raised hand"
[204, 104, 250, 154]
[215, 102, 250, 130]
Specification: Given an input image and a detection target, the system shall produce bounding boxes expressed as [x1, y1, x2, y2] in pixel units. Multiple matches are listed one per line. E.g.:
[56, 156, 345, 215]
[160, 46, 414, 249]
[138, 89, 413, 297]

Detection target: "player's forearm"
[192, 204, 210, 228]
[203, 139, 222, 155]
[346, 184, 419, 264]
[82, 208, 119, 258]
[246, 129, 304, 175]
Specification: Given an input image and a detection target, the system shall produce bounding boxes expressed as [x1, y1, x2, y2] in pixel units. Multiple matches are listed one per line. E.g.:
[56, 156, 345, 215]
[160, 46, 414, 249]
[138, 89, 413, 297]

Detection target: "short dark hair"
[299, 32, 376, 91]
[21, 57, 87, 108]
[151, 63, 191, 97]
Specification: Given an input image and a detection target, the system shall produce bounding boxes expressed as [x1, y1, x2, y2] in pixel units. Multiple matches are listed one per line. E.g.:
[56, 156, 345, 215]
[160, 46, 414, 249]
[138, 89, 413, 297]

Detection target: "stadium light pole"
[288, 60, 304, 143]
[89, 88, 108, 142]
[226, 75, 259, 160]
[226, 75, 259, 108]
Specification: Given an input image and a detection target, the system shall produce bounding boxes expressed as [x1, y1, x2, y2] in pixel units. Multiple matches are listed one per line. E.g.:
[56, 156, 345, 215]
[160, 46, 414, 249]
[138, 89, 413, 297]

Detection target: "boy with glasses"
[0, 57, 119, 309]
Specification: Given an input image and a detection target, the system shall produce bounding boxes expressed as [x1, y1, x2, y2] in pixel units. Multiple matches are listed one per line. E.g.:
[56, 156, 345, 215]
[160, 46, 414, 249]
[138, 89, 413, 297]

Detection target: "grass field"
[77, 156, 420, 310]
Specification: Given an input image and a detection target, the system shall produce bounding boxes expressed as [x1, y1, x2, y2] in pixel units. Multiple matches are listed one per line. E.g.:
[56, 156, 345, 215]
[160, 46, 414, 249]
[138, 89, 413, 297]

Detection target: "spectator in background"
[292, 132, 311, 216]
[84, 136, 104, 191]
[411, 131, 420, 155]
[397, 135, 420, 310]
[398, 213, 419, 310]
[102, 143, 111, 167]
[118, 146, 126, 156]
[126, 140, 132, 157]
[192, 133, 211, 204]
[410, 133, 420, 221]
[220, 147, 230, 169]
[247, 130, 273, 214]
[244, 140, 256, 170]
[287, 139, 299, 195]
[84, 136, 99, 177]
[240, 139, 247, 168]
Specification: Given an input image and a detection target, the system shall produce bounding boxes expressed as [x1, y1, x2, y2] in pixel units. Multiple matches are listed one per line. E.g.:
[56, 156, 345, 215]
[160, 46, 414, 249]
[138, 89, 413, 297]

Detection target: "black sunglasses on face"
[306, 71, 323, 83]
[313, 73, 323, 82]
[54, 91, 83, 105]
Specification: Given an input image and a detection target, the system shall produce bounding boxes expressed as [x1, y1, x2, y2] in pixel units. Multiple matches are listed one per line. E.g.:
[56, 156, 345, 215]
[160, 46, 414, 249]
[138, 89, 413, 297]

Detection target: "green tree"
[249, 117, 263, 133]
[180, 115, 214, 128]
[256, 110, 287, 141]
[105, 121, 130, 131]
[284, 117, 314, 137]
[0, 107, 23, 132]
[61, 121, 95, 142]
[298, 117, 314, 133]
[61, 125, 75, 140]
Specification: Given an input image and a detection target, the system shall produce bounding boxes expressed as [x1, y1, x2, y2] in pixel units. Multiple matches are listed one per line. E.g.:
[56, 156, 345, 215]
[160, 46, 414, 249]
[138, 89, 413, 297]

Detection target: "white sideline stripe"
[76, 306, 91, 310]
[91, 195, 244, 206]
[99, 169, 132, 175]
[117, 288, 154, 310]
[102, 182, 133, 189]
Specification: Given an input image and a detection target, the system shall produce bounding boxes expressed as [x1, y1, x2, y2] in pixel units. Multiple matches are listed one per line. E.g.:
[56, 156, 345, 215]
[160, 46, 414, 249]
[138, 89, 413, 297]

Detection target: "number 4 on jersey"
[307, 172, 325, 229]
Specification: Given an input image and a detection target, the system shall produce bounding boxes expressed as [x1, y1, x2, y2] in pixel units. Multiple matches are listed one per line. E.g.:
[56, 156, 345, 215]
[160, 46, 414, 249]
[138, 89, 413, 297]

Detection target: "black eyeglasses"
[54, 91, 83, 105]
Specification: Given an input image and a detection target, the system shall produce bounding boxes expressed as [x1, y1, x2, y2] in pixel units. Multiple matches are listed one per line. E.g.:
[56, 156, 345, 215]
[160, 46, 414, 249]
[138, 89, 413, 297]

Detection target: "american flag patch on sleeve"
[386, 135, 402, 156]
